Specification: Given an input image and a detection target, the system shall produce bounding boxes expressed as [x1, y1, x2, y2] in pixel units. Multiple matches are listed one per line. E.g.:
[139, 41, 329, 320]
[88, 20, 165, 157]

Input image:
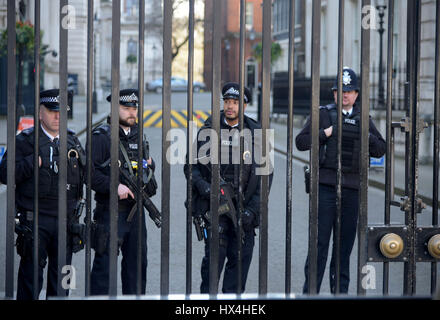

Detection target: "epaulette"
[320, 104, 336, 110]
[21, 127, 35, 136]
[245, 115, 262, 129]
[92, 123, 110, 135]
[67, 128, 76, 135]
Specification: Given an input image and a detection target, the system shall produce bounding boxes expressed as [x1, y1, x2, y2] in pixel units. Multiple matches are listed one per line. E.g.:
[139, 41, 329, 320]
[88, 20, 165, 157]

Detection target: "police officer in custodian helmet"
[295, 68, 386, 294]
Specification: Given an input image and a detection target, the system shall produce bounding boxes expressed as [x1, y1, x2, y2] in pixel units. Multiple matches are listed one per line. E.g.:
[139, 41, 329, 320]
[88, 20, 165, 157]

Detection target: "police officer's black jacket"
[0, 126, 85, 216]
[184, 111, 273, 228]
[91, 121, 155, 209]
[295, 103, 386, 189]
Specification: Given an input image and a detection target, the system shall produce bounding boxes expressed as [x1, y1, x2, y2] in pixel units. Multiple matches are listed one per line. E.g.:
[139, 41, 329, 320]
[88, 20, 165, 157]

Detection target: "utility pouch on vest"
[304, 165, 310, 194]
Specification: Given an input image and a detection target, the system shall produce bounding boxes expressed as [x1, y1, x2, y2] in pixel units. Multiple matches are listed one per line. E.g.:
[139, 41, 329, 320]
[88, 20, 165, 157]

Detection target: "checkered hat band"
[40, 96, 59, 103]
[120, 93, 138, 103]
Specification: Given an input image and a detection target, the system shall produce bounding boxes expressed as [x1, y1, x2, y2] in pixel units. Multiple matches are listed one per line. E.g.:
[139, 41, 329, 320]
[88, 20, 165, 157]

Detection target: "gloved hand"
[241, 210, 255, 232]
[196, 179, 211, 199]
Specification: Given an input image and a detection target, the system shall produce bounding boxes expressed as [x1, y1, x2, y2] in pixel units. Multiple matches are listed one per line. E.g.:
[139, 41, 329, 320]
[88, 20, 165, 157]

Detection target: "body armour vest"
[218, 121, 253, 190]
[320, 104, 361, 173]
[93, 123, 157, 198]
[20, 127, 85, 201]
[93, 123, 141, 170]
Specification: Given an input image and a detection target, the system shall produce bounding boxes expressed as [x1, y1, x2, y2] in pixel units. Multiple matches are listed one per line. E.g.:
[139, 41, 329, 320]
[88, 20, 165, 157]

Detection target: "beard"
[119, 117, 136, 127]
[224, 111, 238, 121]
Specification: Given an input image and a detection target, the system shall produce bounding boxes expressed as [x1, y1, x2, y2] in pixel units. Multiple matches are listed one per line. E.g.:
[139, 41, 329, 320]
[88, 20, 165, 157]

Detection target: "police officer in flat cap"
[0, 89, 86, 300]
[296, 68, 386, 294]
[90, 88, 158, 295]
[184, 82, 273, 293]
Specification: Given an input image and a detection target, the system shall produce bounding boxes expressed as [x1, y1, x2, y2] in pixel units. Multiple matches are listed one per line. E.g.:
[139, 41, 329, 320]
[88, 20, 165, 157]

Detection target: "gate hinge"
[417, 118, 429, 134]
[398, 117, 410, 133]
[398, 196, 427, 213]
[395, 117, 429, 134]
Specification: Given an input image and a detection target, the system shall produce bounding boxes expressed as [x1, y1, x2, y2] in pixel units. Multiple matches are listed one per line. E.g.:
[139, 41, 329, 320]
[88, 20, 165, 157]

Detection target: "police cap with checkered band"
[222, 82, 252, 104]
[106, 88, 139, 107]
[39, 89, 72, 111]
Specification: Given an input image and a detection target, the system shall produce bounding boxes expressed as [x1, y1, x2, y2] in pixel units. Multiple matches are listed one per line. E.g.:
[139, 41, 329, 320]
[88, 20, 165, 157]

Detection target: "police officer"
[90, 88, 157, 295]
[296, 68, 386, 294]
[185, 82, 273, 293]
[0, 89, 86, 300]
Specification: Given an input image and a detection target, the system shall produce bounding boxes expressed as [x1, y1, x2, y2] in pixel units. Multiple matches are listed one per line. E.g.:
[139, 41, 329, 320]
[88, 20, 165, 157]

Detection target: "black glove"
[196, 179, 211, 199]
[241, 210, 255, 232]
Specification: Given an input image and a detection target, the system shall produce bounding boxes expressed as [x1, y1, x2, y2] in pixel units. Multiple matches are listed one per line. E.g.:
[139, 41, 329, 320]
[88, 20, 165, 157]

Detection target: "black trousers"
[200, 215, 255, 294]
[90, 204, 148, 295]
[303, 184, 359, 294]
[17, 214, 73, 300]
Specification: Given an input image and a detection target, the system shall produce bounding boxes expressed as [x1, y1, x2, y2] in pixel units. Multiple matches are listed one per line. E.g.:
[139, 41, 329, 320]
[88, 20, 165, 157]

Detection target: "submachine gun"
[118, 139, 161, 228]
[119, 163, 162, 228]
[193, 179, 241, 241]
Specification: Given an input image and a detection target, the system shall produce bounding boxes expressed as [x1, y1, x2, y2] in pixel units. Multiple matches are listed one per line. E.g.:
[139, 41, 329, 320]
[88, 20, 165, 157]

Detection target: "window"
[125, 0, 139, 17]
[273, 0, 292, 35]
[127, 39, 137, 58]
[245, 2, 254, 30]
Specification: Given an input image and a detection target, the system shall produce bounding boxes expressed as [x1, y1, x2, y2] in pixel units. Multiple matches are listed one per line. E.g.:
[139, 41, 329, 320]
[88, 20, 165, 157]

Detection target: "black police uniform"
[295, 68, 386, 294]
[0, 89, 86, 300]
[184, 82, 273, 293]
[90, 89, 156, 295]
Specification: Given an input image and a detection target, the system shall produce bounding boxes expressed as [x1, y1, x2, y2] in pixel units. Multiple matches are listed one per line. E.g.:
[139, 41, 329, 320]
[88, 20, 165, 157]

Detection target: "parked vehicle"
[146, 76, 206, 93]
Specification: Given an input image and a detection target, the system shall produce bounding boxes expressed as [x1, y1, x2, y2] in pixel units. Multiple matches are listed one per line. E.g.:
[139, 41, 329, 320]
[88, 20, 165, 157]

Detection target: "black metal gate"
[1, 0, 439, 299]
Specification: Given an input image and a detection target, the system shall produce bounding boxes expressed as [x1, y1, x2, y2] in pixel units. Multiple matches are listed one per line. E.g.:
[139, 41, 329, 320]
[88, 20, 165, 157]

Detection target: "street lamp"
[376, 3, 387, 108]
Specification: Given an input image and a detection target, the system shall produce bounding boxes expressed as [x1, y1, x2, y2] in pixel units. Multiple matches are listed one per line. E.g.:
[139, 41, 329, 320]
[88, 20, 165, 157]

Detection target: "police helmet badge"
[342, 71, 352, 85]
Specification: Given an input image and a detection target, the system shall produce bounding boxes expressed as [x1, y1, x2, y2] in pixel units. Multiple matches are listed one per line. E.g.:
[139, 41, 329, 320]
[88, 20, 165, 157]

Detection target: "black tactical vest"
[93, 123, 142, 168]
[219, 122, 252, 190]
[21, 127, 85, 201]
[320, 105, 361, 173]
[93, 123, 157, 198]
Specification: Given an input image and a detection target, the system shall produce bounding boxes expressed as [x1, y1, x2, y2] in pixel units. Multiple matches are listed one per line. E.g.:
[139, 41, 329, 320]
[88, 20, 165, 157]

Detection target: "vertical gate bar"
[57, 0, 69, 297]
[137, 0, 145, 296]
[258, 0, 272, 296]
[109, 0, 121, 297]
[334, 0, 344, 295]
[237, 0, 246, 295]
[383, 0, 395, 296]
[411, 0, 422, 296]
[285, 0, 296, 295]
[5, 0, 16, 299]
[161, 0, 172, 296]
[308, 0, 321, 296]
[404, 0, 414, 295]
[356, 0, 371, 296]
[432, 0, 440, 295]
[209, 0, 222, 296]
[186, 0, 195, 296]
[404, 0, 421, 296]
[85, 0, 94, 297]
[33, 0, 41, 300]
